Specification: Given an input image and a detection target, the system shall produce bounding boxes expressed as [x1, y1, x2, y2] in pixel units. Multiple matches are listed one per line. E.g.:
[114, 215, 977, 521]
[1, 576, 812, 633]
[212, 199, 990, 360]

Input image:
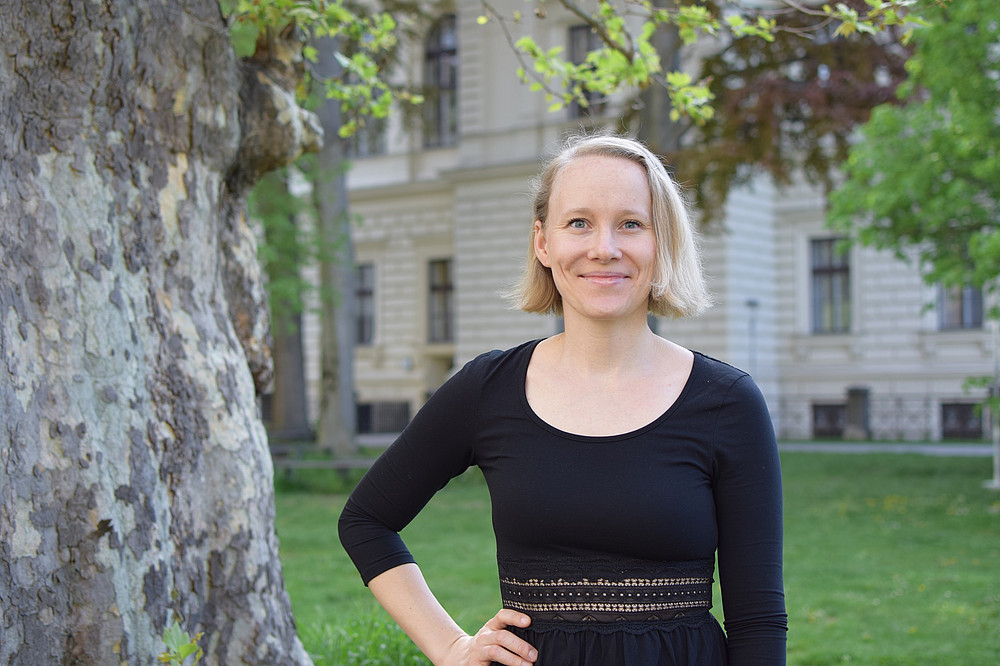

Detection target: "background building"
[298, 2, 992, 442]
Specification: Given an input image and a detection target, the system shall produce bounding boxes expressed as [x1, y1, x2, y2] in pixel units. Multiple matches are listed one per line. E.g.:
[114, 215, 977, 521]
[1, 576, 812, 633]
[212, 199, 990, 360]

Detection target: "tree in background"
[828, 0, 1000, 295]
[253, 169, 314, 441]
[674, 0, 911, 223]
[828, 0, 1000, 480]
[480, 0, 937, 221]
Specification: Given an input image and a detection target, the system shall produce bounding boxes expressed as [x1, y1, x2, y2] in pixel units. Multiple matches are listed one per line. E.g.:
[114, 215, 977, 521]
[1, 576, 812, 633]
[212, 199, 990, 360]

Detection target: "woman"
[338, 133, 787, 665]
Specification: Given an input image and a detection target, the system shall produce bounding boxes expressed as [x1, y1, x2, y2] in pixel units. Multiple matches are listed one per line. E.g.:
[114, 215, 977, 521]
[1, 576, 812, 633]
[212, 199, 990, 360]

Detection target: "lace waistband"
[498, 557, 714, 623]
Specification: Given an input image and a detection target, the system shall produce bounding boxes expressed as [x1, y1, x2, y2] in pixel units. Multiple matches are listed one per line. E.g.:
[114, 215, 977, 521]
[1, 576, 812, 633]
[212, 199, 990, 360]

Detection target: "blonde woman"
[339, 133, 786, 665]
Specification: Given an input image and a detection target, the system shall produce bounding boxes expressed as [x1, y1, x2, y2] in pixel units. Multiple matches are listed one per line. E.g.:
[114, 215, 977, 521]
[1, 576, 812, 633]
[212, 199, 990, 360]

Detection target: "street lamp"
[985, 313, 1000, 491]
[746, 298, 760, 378]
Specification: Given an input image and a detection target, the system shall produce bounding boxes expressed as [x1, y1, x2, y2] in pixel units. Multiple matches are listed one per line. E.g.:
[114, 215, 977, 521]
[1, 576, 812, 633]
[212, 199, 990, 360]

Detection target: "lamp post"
[985, 313, 1000, 491]
[746, 298, 760, 378]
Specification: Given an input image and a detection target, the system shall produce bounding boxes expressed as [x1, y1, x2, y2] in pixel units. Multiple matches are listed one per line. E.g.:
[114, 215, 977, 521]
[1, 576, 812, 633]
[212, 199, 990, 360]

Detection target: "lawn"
[274, 452, 1000, 665]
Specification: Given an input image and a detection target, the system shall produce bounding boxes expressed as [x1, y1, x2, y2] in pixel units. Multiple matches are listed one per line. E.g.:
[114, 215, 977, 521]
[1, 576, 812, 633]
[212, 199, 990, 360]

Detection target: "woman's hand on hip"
[443, 609, 537, 666]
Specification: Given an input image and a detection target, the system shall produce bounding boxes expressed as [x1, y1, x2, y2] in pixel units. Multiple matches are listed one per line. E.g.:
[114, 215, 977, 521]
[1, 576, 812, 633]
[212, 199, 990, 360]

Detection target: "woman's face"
[534, 155, 656, 323]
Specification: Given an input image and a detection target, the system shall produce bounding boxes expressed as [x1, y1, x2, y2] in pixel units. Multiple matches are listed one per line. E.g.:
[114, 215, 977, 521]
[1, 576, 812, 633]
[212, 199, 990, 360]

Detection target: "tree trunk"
[0, 1, 317, 663]
[269, 312, 312, 441]
[262, 174, 312, 441]
[313, 38, 358, 456]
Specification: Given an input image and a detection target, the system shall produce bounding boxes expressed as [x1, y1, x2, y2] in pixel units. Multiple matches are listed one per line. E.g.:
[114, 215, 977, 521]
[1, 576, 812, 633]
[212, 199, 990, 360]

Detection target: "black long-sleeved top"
[339, 340, 787, 664]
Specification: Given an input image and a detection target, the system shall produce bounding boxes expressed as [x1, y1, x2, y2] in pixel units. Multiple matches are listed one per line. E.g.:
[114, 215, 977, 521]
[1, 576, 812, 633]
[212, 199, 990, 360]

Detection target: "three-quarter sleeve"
[338, 355, 485, 585]
[711, 375, 787, 664]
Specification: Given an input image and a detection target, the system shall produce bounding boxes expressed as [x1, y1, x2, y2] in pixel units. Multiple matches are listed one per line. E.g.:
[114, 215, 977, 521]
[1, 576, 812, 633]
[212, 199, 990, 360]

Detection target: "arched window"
[424, 15, 458, 147]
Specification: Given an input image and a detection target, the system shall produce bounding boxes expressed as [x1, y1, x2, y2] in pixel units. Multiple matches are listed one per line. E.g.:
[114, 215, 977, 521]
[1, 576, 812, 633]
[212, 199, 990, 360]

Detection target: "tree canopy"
[673, 0, 912, 222]
[827, 0, 1000, 293]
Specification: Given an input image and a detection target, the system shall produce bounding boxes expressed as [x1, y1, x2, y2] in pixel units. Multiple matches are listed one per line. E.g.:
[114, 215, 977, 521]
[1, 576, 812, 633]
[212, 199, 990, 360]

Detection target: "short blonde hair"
[510, 132, 712, 318]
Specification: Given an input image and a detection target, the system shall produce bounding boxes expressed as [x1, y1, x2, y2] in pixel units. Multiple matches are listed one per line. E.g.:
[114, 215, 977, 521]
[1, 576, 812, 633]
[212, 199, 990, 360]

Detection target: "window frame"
[938, 284, 984, 331]
[810, 237, 851, 334]
[427, 258, 454, 343]
[812, 403, 846, 439]
[356, 262, 375, 346]
[567, 24, 607, 119]
[941, 402, 984, 440]
[423, 14, 458, 148]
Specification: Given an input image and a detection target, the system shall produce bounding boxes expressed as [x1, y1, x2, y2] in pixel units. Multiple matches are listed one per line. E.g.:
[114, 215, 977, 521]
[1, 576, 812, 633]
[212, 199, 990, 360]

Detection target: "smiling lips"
[580, 272, 630, 284]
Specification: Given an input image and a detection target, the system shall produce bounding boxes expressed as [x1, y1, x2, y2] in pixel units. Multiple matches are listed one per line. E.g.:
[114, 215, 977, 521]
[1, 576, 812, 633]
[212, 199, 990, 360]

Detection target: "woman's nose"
[590, 225, 622, 262]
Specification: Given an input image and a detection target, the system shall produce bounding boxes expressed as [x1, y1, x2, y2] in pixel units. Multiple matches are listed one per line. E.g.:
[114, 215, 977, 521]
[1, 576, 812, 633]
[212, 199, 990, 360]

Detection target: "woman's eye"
[569, 218, 587, 229]
[622, 220, 642, 229]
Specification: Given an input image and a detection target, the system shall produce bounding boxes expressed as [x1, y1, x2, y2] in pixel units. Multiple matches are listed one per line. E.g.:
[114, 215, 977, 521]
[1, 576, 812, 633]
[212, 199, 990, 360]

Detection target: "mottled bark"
[0, 1, 317, 663]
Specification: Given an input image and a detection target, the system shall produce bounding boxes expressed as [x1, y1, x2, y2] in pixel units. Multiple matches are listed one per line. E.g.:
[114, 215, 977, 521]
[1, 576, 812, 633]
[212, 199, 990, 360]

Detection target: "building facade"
[298, 1, 992, 442]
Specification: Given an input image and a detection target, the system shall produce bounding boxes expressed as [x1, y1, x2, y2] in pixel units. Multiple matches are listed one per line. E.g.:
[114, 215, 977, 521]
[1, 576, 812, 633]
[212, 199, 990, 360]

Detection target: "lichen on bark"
[0, 1, 320, 663]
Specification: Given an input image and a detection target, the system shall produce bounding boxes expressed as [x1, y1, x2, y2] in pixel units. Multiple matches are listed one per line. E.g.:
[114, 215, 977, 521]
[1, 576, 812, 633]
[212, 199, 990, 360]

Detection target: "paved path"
[361, 433, 995, 457]
[778, 442, 995, 457]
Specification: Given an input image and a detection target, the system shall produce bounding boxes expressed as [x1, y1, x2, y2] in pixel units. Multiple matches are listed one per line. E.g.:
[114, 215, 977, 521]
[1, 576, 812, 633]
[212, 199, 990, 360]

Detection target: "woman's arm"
[713, 374, 787, 664]
[368, 563, 537, 666]
[339, 351, 537, 665]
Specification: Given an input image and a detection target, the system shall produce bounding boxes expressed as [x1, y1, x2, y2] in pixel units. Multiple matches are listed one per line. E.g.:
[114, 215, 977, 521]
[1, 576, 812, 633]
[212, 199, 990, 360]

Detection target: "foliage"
[477, 0, 947, 124]
[251, 168, 312, 328]
[158, 621, 204, 666]
[219, 0, 422, 137]
[217, 0, 948, 130]
[249, 162, 356, 329]
[673, 0, 912, 222]
[828, 0, 1000, 294]
[230, 0, 953, 324]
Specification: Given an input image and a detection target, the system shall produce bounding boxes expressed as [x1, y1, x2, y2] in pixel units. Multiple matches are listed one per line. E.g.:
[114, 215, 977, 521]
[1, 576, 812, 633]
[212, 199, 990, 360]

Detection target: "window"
[345, 118, 386, 158]
[568, 25, 606, 118]
[428, 259, 454, 342]
[424, 15, 458, 147]
[812, 403, 846, 438]
[356, 263, 374, 345]
[356, 401, 411, 434]
[811, 238, 850, 333]
[939, 284, 983, 330]
[941, 403, 983, 440]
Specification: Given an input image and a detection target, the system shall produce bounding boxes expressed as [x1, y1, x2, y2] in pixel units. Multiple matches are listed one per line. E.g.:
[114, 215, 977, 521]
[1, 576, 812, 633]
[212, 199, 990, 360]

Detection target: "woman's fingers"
[474, 610, 537, 665]
[484, 609, 531, 631]
[475, 630, 537, 665]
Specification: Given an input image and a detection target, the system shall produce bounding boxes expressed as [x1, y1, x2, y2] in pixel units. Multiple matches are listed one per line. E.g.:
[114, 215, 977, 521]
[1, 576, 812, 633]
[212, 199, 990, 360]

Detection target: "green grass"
[781, 454, 999, 665]
[275, 453, 1000, 665]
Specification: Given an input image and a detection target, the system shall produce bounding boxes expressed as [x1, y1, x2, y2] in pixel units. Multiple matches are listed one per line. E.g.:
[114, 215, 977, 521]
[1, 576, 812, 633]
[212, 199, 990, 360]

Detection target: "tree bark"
[0, 1, 317, 663]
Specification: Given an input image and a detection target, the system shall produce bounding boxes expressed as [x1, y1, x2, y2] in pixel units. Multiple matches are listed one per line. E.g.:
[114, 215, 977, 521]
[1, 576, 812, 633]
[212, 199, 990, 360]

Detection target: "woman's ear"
[533, 220, 551, 267]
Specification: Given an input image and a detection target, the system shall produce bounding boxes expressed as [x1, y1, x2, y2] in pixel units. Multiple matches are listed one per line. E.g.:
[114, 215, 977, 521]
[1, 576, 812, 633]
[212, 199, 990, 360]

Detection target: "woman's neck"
[549, 313, 662, 377]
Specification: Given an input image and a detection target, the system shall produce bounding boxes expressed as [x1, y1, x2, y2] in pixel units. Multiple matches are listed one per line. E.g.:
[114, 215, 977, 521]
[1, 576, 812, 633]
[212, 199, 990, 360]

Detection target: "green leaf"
[162, 622, 186, 652]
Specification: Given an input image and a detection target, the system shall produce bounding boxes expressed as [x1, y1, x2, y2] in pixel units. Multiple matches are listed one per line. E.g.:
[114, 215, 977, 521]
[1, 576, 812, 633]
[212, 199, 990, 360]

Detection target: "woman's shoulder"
[463, 339, 542, 378]
[690, 350, 750, 385]
[685, 351, 768, 407]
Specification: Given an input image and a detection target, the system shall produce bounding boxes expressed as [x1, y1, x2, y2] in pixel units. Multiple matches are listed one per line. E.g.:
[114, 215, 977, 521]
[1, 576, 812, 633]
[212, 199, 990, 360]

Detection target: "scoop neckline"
[516, 337, 700, 443]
